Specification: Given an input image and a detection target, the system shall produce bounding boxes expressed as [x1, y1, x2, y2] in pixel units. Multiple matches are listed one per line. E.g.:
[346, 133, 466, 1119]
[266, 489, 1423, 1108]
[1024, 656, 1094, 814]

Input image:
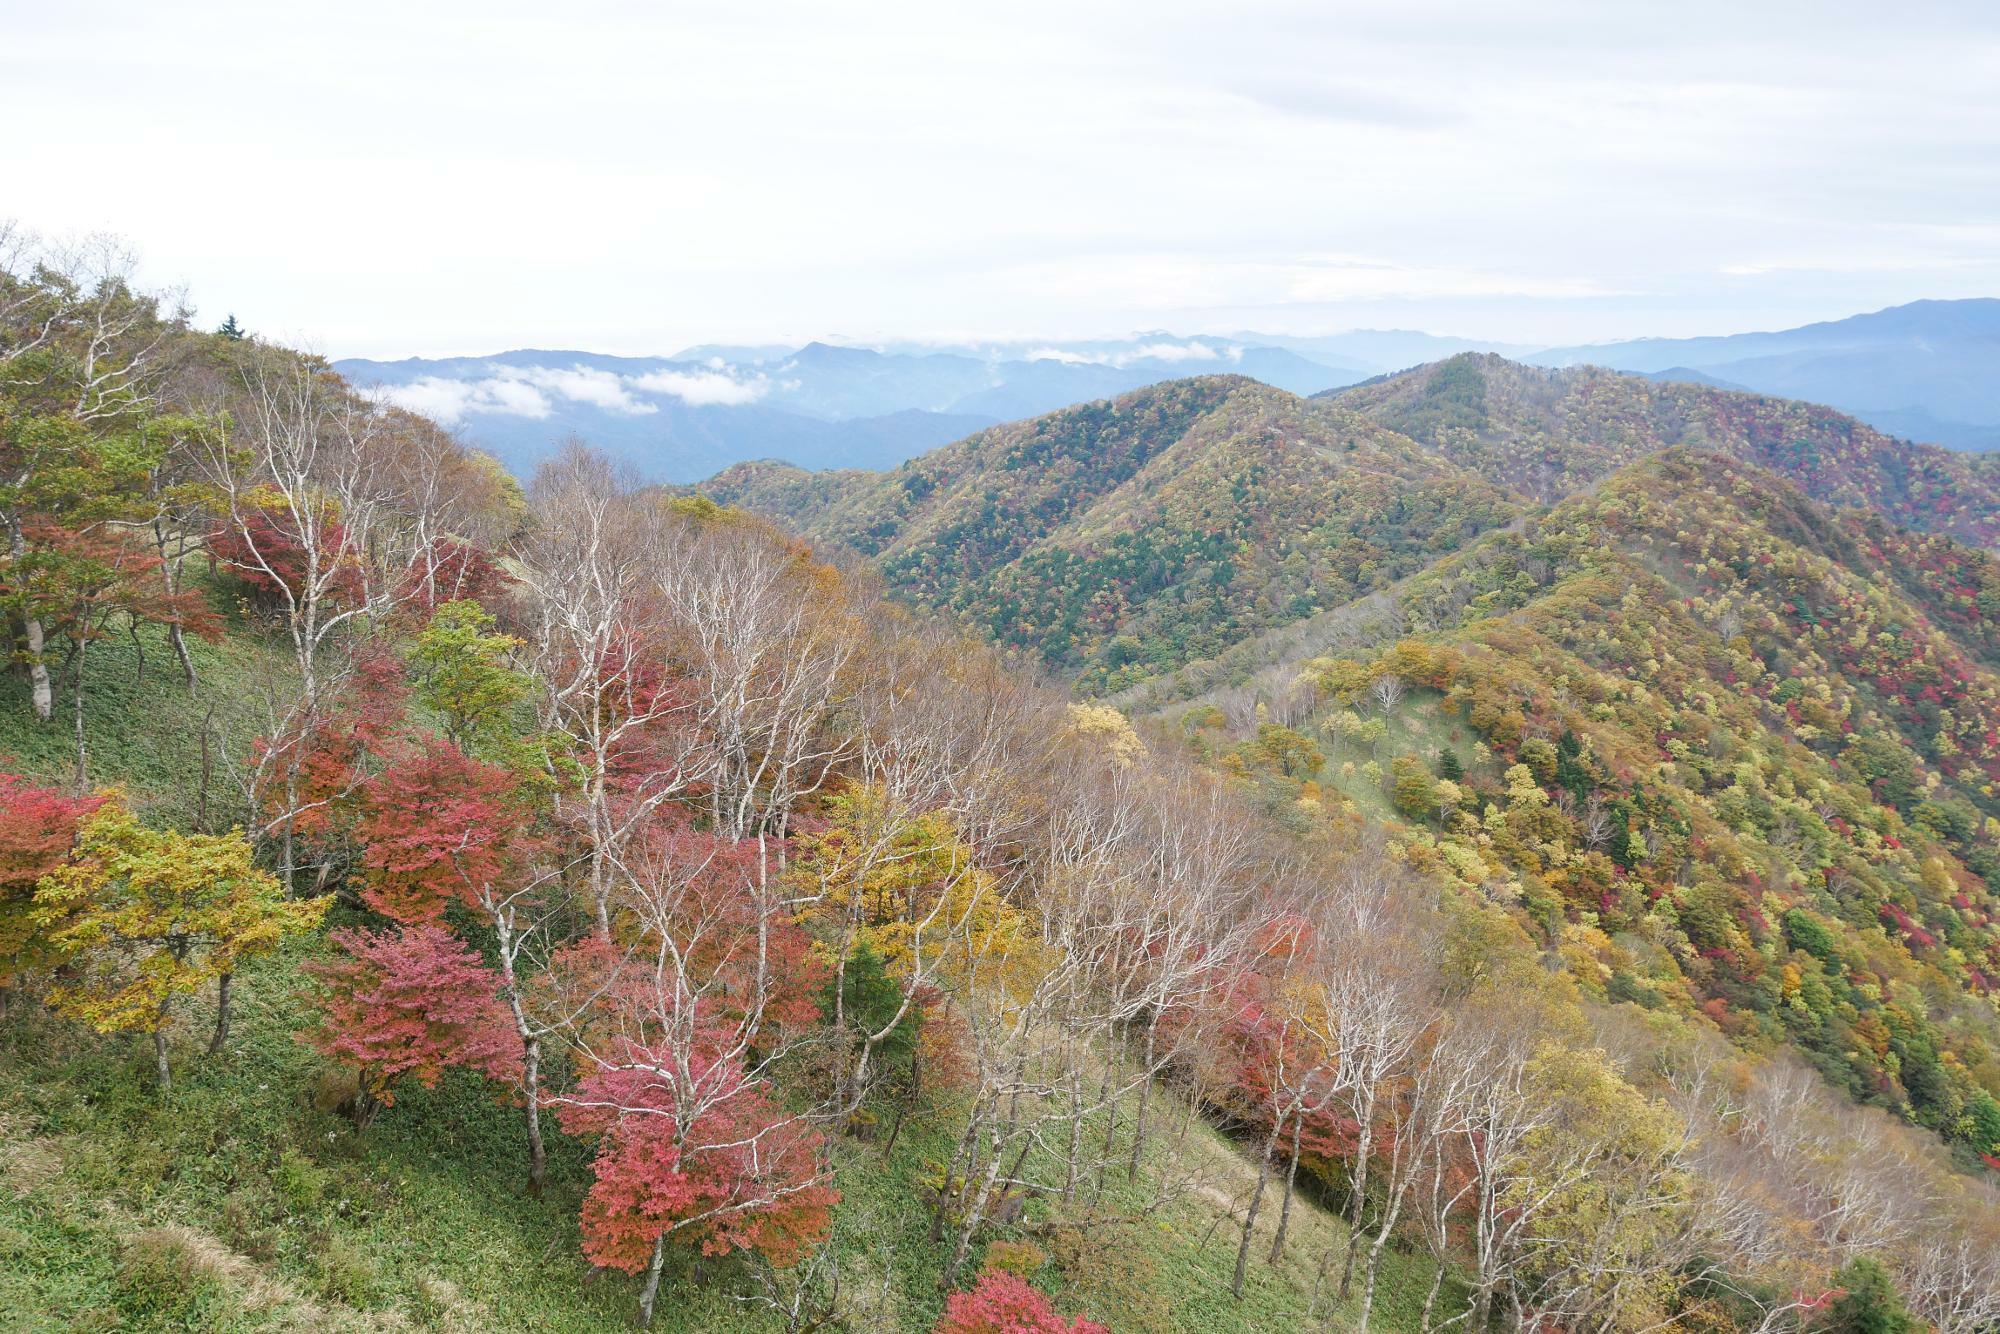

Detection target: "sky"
[4, 0, 1999, 358]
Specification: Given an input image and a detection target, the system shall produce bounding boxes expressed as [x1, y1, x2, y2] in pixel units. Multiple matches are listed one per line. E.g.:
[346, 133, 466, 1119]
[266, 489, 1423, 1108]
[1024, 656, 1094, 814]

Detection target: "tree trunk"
[524, 1036, 547, 1197]
[196, 707, 216, 832]
[13, 528, 52, 723]
[1231, 1126, 1277, 1299]
[1269, 1110, 1303, 1264]
[153, 1011, 172, 1091]
[881, 1037, 919, 1159]
[72, 634, 88, 789]
[153, 519, 198, 691]
[1357, 1200, 1404, 1333]
[946, 1129, 1010, 1285]
[1338, 1094, 1375, 1300]
[1419, 1263, 1445, 1334]
[1472, 1279, 1495, 1332]
[636, 1233, 669, 1328]
[208, 972, 233, 1055]
[1308, 1246, 1335, 1320]
[169, 621, 198, 690]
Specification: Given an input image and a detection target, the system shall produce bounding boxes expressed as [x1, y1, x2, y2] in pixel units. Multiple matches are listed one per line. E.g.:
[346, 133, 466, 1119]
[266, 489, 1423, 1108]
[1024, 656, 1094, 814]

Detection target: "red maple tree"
[303, 924, 522, 1109]
[935, 1271, 1108, 1334]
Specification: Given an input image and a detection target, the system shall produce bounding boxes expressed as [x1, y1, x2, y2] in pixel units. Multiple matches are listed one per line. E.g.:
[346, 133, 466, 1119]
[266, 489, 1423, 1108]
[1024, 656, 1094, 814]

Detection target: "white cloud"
[629, 368, 770, 406]
[372, 361, 772, 426]
[494, 365, 658, 416]
[1127, 341, 1229, 364]
[1022, 340, 1243, 368]
[373, 375, 552, 424]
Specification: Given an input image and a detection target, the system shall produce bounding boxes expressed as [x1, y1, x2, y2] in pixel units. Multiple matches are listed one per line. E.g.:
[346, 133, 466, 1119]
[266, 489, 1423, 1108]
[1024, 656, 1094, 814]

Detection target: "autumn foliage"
[303, 924, 522, 1104]
[555, 1041, 836, 1272]
[934, 1271, 1107, 1334]
[0, 771, 104, 990]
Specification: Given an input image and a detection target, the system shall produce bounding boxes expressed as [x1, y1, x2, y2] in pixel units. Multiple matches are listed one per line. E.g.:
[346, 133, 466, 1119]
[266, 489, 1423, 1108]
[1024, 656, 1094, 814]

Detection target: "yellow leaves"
[1063, 703, 1144, 766]
[791, 785, 1047, 1004]
[1503, 764, 1546, 808]
[33, 798, 324, 1035]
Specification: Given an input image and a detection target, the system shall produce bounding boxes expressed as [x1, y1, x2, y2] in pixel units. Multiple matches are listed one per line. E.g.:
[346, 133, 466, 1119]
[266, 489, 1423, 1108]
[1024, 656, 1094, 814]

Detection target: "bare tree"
[1369, 671, 1405, 715]
[515, 445, 695, 935]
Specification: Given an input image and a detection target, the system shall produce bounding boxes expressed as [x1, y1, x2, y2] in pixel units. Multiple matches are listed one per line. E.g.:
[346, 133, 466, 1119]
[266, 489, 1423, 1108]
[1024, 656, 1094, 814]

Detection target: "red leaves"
[0, 771, 102, 896]
[355, 747, 535, 923]
[303, 924, 522, 1103]
[556, 1039, 835, 1272]
[0, 771, 106, 985]
[251, 643, 409, 845]
[210, 502, 364, 607]
[619, 809, 827, 1039]
[399, 536, 514, 613]
[935, 1271, 1108, 1334]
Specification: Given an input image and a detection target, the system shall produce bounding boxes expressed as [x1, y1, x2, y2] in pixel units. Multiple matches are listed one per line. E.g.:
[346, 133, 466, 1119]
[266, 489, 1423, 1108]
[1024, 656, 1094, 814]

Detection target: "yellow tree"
[34, 799, 326, 1088]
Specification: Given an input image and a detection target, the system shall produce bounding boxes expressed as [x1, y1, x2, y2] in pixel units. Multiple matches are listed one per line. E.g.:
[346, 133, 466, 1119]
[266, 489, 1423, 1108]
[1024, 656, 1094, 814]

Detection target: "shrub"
[275, 1147, 327, 1213]
[935, 1269, 1108, 1334]
[315, 1231, 382, 1306]
[981, 1238, 1048, 1278]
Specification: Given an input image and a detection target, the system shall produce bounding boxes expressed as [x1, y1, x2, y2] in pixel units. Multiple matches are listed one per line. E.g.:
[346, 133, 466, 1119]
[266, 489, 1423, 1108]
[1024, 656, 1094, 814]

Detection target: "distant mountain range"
[1530, 298, 2000, 450]
[333, 300, 2000, 479]
[333, 332, 1505, 481]
[708, 358, 2000, 685]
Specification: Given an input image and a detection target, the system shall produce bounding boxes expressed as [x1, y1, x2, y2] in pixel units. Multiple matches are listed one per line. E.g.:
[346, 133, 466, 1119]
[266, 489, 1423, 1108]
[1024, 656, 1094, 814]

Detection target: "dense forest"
[712, 353, 2000, 1327]
[3, 228, 1997, 1333]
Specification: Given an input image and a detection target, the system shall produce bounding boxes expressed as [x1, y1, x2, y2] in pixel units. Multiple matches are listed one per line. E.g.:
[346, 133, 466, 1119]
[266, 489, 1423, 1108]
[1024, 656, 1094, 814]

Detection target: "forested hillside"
[33, 232, 1999, 1333]
[1327, 354, 2000, 536]
[707, 377, 1519, 689]
[705, 356, 2000, 1328]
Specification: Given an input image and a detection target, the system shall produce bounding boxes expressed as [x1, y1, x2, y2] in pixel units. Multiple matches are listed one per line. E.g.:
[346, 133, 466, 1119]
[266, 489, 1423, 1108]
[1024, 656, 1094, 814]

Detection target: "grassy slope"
[0, 614, 1447, 1331]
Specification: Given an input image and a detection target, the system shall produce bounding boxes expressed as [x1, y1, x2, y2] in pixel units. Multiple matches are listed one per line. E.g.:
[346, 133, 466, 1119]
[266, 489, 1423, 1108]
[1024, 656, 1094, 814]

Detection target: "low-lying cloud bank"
[373, 362, 770, 424]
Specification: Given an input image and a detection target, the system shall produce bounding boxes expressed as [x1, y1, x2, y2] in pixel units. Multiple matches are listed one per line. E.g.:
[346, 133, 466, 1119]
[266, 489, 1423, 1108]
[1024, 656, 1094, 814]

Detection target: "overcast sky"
[5, 0, 1998, 357]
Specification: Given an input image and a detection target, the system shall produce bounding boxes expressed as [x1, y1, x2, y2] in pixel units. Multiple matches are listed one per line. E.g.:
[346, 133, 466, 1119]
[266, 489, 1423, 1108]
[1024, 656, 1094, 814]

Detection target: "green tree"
[825, 938, 921, 1113]
[411, 599, 528, 753]
[1390, 753, 1439, 820]
[1252, 724, 1323, 780]
[1815, 1256, 1918, 1334]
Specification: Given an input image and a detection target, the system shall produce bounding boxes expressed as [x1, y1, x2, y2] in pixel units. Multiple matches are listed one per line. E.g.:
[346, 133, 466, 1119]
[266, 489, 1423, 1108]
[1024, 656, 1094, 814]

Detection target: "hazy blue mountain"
[1642, 366, 1749, 390]
[669, 342, 797, 364]
[334, 300, 2000, 480]
[1241, 329, 1532, 372]
[334, 334, 1367, 478]
[1530, 299, 2000, 448]
[1854, 407, 2000, 452]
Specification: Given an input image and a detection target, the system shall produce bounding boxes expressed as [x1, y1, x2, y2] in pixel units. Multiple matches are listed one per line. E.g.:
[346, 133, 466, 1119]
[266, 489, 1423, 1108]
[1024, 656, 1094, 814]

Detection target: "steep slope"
[1328, 353, 2000, 541]
[706, 375, 1521, 688]
[1165, 448, 2000, 1162]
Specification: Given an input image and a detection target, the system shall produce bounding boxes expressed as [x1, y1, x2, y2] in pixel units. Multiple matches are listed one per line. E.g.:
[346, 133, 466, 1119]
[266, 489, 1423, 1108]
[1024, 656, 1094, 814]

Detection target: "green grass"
[0, 940, 1453, 1331]
[0, 583, 294, 831]
[1316, 688, 1493, 825]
